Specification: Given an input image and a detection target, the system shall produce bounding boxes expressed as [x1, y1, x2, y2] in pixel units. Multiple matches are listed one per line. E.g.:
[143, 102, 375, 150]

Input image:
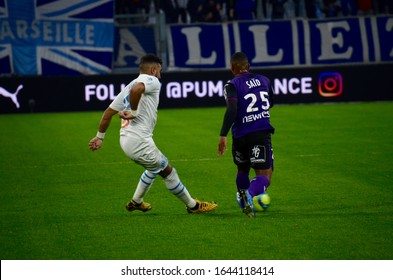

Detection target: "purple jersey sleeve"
[220, 83, 238, 136]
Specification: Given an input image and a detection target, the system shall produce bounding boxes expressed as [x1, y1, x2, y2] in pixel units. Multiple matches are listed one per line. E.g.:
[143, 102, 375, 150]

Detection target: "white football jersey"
[110, 74, 161, 138]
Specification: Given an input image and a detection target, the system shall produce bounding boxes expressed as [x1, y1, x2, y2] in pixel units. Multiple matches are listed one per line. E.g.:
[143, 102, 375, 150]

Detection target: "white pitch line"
[295, 154, 325, 157]
[25, 158, 221, 168]
[295, 151, 384, 158]
[24, 152, 385, 169]
[172, 158, 220, 162]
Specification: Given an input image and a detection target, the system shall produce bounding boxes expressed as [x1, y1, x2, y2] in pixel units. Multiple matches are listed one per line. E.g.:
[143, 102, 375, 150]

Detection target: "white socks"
[132, 168, 196, 208]
[132, 170, 156, 204]
[164, 168, 196, 208]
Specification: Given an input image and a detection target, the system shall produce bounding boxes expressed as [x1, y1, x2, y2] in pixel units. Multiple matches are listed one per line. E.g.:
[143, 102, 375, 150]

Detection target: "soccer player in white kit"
[88, 54, 217, 214]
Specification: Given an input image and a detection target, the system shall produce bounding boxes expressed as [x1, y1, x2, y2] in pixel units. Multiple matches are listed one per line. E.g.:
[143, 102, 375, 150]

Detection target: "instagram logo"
[318, 72, 343, 97]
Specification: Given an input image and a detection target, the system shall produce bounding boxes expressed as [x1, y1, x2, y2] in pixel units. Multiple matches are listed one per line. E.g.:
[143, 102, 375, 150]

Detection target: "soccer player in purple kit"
[218, 52, 275, 218]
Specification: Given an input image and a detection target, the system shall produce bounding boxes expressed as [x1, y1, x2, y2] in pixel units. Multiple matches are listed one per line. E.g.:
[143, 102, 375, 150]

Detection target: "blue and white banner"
[167, 16, 393, 70]
[113, 25, 157, 71]
[0, 0, 114, 76]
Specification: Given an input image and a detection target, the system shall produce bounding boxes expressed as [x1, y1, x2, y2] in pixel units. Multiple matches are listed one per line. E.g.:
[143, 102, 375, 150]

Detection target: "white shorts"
[120, 133, 168, 173]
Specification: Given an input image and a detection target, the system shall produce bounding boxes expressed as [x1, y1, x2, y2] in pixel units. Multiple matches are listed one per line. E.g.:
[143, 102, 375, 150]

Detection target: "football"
[253, 192, 270, 211]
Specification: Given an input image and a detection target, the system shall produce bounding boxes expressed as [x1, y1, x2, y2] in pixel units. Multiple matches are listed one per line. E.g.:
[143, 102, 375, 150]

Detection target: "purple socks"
[248, 175, 270, 197]
[236, 173, 270, 196]
[236, 173, 250, 190]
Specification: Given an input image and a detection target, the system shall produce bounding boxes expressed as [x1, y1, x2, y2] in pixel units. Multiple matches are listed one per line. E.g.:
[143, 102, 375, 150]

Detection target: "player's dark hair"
[231, 52, 248, 64]
[139, 54, 162, 66]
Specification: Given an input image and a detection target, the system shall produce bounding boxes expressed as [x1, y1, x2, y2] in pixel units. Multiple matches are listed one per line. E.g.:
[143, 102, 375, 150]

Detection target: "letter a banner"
[0, 0, 114, 76]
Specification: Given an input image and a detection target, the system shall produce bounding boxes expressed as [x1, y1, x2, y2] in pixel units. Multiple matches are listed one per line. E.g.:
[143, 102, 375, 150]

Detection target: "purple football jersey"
[226, 72, 275, 138]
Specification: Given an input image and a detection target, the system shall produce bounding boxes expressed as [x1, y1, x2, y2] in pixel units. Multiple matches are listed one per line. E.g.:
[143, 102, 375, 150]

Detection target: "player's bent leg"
[132, 170, 157, 203]
[161, 165, 217, 213]
[125, 170, 156, 213]
[248, 174, 270, 197]
[162, 166, 196, 208]
[248, 169, 272, 213]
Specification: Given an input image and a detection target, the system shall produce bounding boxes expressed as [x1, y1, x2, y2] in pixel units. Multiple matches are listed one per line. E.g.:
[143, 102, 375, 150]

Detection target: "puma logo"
[0, 85, 23, 109]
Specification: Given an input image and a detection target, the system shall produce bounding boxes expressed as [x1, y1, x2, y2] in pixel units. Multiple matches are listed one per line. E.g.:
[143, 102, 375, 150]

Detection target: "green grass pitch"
[0, 102, 392, 260]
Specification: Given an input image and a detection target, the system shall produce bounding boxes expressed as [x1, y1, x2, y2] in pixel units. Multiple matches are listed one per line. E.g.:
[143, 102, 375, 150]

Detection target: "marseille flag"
[0, 0, 114, 76]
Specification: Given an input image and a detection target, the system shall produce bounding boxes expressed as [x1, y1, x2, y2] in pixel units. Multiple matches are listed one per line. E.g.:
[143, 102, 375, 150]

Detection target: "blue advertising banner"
[167, 16, 393, 69]
[0, 0, 114, 76]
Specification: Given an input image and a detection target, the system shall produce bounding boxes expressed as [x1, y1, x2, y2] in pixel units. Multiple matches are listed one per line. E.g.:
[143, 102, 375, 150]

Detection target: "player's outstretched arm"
[88, 107, 118, 151]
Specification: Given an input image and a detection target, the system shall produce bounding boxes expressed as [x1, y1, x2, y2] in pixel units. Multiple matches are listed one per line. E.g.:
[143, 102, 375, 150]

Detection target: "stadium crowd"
[115, 0, 393, 23]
